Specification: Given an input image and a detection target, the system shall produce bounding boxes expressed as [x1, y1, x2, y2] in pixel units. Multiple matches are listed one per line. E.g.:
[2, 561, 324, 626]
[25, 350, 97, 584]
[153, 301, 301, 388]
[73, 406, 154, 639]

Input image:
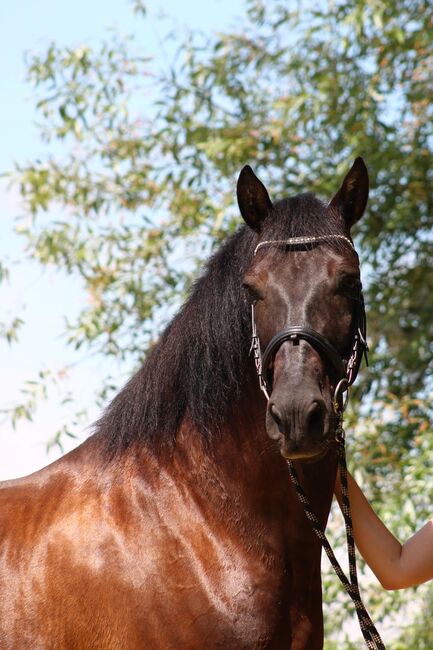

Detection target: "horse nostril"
[269, 403, 283, 431]
[305, 400, 326, 439]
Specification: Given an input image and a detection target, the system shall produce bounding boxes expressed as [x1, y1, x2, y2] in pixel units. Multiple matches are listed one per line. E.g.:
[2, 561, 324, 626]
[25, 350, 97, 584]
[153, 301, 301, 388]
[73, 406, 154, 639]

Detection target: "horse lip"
[279, 439, 332, 463]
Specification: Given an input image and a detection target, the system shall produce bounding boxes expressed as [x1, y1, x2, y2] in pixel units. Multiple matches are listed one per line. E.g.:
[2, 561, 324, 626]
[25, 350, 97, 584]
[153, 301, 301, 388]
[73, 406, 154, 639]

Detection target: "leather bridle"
[248, 235, 385, 648]
[249, 235, 368, 406]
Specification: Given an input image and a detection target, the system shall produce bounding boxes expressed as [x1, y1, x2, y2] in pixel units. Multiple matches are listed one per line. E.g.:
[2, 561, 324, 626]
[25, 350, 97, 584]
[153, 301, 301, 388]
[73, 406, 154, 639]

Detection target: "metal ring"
[333, 378, 350, 413]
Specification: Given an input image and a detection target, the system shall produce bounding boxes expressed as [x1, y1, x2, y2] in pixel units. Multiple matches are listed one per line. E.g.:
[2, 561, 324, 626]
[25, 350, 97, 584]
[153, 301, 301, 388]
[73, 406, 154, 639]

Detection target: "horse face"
[237, 160, 368, 461]
[244, 244, 361, 460]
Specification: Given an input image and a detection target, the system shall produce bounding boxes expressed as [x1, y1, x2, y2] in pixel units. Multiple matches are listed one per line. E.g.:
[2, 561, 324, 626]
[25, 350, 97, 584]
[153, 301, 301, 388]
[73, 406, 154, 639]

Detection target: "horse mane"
[96, 192, 349, 455]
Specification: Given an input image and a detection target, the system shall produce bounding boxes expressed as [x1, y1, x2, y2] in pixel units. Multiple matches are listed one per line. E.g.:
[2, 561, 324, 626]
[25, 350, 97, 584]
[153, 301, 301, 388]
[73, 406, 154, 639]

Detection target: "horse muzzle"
[266, 391, 333, 461]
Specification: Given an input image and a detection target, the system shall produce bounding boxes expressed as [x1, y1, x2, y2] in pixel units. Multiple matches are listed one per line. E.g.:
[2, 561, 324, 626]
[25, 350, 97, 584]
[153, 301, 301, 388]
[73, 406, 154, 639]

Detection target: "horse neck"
[126, 366, 335, 535]
[175, 369, 336, 527]
[144, 374, 289, 517]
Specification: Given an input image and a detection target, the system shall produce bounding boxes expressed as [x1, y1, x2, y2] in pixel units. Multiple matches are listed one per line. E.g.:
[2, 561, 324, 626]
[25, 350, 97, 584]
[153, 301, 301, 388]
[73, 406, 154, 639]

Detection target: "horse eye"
[242, 283, 263, 302]
[336, 274, 361, 295]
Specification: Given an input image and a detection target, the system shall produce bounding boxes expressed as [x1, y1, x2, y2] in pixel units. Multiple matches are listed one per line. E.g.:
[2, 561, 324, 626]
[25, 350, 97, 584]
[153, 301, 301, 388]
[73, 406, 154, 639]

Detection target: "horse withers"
[0, 158, 369, 649]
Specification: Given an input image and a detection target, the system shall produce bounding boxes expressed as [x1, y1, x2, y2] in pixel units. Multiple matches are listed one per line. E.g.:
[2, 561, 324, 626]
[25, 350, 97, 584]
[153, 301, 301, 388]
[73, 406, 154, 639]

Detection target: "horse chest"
[0, 449, 325, 650]
[121, 522, 291, 649]
[107, 476, 322, 649]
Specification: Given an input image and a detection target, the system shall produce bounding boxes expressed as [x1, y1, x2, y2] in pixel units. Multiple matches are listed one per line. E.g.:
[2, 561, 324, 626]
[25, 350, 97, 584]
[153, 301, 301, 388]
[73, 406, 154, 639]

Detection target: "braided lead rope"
[286, 429, 386, 650]
[334, 427, 385, 649]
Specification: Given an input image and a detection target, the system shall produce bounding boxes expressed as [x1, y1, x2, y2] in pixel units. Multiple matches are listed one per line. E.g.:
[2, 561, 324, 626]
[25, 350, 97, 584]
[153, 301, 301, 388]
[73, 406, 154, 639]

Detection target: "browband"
[254, 235, 354, 256]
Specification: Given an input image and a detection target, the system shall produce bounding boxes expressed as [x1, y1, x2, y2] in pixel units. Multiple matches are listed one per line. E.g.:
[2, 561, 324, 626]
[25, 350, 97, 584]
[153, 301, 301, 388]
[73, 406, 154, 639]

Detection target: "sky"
[0, 0, 244, 480]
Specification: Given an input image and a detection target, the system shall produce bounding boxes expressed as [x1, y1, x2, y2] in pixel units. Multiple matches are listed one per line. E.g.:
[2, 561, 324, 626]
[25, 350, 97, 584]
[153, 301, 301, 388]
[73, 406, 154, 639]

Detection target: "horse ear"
[329, 157, 369, 228]
[237, 165, 273, 231]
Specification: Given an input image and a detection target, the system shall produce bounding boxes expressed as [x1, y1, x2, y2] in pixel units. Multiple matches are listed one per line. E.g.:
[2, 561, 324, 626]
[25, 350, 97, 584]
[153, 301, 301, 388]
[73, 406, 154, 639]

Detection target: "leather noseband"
[261, 326, 347, 382]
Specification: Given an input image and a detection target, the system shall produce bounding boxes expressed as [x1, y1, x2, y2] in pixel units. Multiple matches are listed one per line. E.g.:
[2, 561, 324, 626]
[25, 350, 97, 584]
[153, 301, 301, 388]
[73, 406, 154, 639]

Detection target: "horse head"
[238, 158, 369, 461]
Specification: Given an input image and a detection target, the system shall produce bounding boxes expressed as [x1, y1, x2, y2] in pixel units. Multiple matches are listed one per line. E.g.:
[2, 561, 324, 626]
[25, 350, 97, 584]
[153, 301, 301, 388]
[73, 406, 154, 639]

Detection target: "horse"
[0, 158, 369, 649]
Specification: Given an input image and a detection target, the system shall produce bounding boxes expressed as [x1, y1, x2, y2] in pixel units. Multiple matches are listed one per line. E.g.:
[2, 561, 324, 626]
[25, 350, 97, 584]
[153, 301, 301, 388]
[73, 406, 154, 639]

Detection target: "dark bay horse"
[0, 158, 369, 649]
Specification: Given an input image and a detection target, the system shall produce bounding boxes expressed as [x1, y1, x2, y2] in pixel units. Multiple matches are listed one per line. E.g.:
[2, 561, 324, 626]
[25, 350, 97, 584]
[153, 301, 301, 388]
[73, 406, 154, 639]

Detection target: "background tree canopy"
[2, 0, 432, 645]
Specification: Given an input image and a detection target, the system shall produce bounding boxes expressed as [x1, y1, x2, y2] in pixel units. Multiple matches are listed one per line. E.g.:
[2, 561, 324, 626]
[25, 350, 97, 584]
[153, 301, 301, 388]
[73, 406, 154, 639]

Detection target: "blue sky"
[0, 0, 244, 479]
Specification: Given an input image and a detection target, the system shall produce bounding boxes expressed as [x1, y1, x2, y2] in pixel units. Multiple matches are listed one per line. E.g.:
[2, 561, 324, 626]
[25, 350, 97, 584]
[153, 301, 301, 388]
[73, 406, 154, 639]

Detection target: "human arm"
[334, 470, 433, 590]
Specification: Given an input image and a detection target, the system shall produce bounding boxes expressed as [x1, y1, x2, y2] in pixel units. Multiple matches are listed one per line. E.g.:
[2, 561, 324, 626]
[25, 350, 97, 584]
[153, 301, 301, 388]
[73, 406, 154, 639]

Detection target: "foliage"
[393, 584, 433, 649]
[3, 0, 433, 643]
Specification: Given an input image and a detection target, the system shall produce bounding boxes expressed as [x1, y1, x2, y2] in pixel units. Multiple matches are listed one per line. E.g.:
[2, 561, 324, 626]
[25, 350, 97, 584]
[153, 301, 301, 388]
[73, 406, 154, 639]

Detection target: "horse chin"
[278, 440, 332, 464]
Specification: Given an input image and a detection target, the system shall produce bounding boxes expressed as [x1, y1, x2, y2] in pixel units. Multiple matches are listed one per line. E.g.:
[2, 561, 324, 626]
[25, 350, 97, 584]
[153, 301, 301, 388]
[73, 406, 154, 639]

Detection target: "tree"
[3, 0, 432, 643]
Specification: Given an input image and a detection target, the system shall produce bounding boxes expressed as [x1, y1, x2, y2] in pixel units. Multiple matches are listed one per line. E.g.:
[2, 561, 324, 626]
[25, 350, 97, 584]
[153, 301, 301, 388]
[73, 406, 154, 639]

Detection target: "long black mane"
[97, 192, 348, 454]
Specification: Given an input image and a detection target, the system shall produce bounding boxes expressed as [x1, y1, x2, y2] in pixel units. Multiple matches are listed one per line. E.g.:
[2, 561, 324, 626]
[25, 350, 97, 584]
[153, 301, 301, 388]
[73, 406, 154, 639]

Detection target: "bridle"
[249, 234, 369, 406]
[248, 234, 385, 650]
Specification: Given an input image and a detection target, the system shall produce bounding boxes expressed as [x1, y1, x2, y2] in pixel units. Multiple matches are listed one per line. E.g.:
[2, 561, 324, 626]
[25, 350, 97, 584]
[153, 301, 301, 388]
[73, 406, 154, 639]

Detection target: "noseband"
[249, 235, 368, 404]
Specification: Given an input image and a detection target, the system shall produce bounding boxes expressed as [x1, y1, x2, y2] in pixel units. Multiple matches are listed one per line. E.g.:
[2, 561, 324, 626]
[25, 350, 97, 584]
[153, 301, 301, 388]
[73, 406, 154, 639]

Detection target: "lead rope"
[286, 419, 386, 650]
